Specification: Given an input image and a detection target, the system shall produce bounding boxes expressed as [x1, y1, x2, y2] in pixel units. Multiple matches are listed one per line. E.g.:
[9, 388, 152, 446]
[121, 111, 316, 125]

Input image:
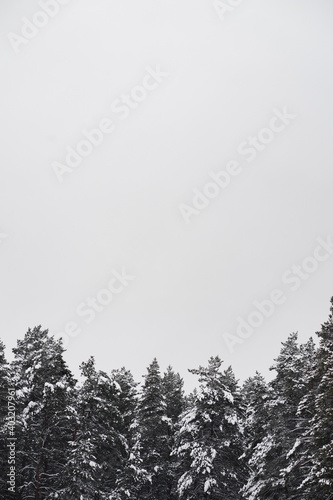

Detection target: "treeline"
[0, 299, 333, 499]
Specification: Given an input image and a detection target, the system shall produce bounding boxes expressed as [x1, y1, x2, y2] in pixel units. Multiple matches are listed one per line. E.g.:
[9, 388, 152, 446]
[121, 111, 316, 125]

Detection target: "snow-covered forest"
[1, 299, 333, 499]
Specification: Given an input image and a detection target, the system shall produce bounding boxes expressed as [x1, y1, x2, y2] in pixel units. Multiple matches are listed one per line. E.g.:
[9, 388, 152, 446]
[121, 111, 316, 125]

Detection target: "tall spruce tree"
[162, 366, 185, 499]
[173, 357, 247, 499]
[163, 366, 185, 425]
[54, 356, 128, 499]
[11, 326, 76, 500]
[279, 337, 316, 499]
[299, 298, 333, 498]
[111, 367, 138, 439]
[110, 367, 151, 500]
[242, 333, 316, 499]
[241, 372, 271, 500]
[137, 358, 169, 500]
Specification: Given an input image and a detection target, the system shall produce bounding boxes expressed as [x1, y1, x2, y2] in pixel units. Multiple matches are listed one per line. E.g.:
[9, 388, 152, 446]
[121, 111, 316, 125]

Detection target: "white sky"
[1, 0, 333, 390]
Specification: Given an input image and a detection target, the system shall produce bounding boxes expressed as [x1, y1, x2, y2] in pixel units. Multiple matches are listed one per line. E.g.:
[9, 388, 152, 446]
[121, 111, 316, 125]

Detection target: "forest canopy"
[1, 298, 333, 499]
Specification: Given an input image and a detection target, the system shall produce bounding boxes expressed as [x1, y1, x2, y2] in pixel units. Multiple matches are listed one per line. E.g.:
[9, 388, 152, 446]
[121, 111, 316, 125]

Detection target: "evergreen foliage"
[0, 298, 333, 499]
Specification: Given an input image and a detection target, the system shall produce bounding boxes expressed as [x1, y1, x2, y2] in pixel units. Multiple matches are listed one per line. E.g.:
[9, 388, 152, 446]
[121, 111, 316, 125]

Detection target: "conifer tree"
[242, 333, 316, 499]
[162, 366, 185, 499]
[137, 358, 169, 500]
[241, 372, 271, 499]
[54, 356, 128, 499]
[163, 366, 185, 424]
[279, 337, 316, 499]
[242, 372, 270, 448]
[110, 367, 151, 500]
[11, 326, 76, 500]
[173, 357, 247, 499]
[299, 298, 333, 498]
[111, 367, 138, 439]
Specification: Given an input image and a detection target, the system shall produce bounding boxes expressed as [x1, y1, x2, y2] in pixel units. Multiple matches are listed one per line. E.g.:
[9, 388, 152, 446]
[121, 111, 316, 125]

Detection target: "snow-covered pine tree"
[242, 333, 316, 499]
[109, 367, 151, 500]
[299, 298, 333, 498]
[163, 366, 185, 425]
[109, 423, 151, 500]
[241, 372, 271, 499]
[52, 417, 100, 500]
[173, 356, 247, 499]
[279, 337, 316, 499]
[51, 357, 101, 499]
[242, 372, 270, 450]
[0, 340, 11, 499]
[111, 367, 138, 439]
[137, 358, 169, 500]
[162, 366, 185, 499]
[11, 326, 76, 500]
[54, 356, 128, 499]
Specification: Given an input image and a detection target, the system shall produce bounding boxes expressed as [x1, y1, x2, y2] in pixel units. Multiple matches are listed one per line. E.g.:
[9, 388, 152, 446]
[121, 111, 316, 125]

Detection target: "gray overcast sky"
[1, 0, 333, 390]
